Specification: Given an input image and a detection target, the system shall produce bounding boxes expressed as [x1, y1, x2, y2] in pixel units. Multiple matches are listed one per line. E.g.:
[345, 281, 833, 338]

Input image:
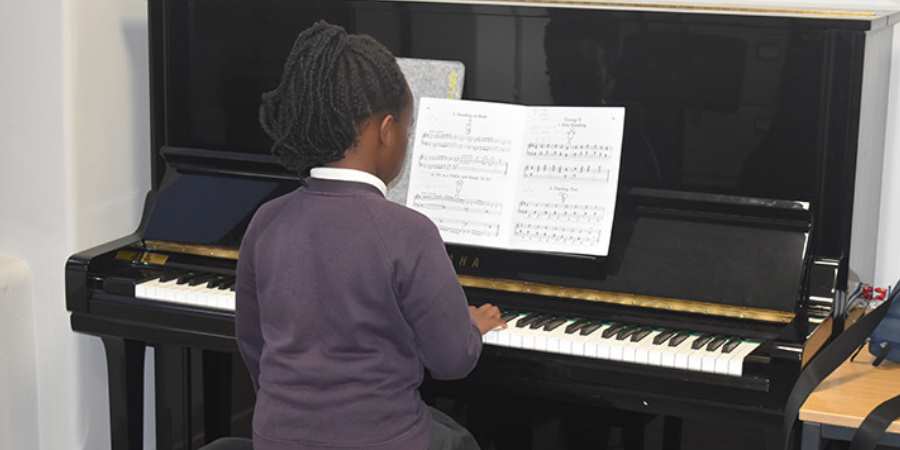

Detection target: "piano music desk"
[800, 350, 900, 449]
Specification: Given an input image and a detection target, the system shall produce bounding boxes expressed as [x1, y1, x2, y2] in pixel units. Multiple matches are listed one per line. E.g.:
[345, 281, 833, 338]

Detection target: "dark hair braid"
[259, 21, 408, 176]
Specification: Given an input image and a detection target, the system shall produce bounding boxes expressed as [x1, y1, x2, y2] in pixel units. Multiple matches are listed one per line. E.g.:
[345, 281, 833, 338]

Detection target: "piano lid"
[378, 0, 899, 22]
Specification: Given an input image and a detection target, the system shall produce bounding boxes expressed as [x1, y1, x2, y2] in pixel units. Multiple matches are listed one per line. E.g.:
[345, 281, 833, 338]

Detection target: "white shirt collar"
[309, 167, 387, 196]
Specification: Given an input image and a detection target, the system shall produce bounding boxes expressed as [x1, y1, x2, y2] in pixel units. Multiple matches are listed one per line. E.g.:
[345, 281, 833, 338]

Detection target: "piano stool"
[199, 437, 254, 450]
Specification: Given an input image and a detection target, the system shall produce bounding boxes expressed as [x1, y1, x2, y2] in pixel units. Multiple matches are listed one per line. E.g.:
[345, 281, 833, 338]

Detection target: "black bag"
[869, 291, 900, 365]
[849, 394, 900, 450]
[781, 285, 898, 450]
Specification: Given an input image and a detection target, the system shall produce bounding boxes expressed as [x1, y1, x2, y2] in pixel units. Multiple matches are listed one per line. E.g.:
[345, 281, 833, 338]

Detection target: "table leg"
[801, 422, 824, 450]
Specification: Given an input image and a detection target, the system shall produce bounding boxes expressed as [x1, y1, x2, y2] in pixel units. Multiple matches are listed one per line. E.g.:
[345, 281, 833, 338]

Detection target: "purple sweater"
[235, 178, 482, 450]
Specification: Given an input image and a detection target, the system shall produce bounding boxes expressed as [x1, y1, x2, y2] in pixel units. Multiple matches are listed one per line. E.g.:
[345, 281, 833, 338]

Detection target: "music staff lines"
[522, 163, 611, 183]
[420, 131, 512, 153]
[435, 217, 501, 238]
[513, 223, 602, 246]
[412, 193, 503, 216]
[525, 142, 613, 160]
[517, 201, 604, 224]
[417, 154, 509, 176]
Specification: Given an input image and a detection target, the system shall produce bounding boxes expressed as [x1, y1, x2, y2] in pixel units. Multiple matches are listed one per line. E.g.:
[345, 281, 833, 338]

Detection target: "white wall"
[69, 2, 155, 449]
[877, 30, 900, 288]
[0, 256, 38, 450]
[0, 0, 151, 449]
[0, 1, 73, 450]
[0, 1, 898, 450]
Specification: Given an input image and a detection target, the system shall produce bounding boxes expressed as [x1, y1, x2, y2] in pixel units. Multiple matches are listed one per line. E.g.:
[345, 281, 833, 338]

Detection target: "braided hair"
[259, 21, 408, 176]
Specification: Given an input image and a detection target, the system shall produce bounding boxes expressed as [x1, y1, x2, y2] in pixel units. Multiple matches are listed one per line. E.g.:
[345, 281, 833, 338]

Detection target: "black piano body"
[65, 1, 899, 449]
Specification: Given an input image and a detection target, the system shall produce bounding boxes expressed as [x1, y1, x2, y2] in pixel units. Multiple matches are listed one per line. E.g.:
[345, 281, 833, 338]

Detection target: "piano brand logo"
[448, 253, 480, 270]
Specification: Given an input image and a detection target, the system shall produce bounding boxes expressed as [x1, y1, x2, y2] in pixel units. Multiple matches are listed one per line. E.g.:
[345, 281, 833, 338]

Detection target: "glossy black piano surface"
[66, 1, 897, 449]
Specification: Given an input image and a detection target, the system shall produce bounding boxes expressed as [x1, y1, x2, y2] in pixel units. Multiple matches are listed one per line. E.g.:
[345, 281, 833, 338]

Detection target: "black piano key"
[543, 318, 568, 332]
[668, 332, 691, 347]
[579, 322, 603, 336]
[706, 336, 729, 352]
[601, 322, 627, 338]
[188, 274, 215, 286]
[224, 278, 236, 290]
[500, 311, 520, 323]
[218, 277, 235, 290]
[630, 327, 653, 342]
[176, 272, 197, 284]
[515, 313, 541, 328]
[691, 334, 715, 350]
[653, 329, 676, 345]
[159, 271, 179, 283]
[529, 316, 555, 329]
[565, 319, 591, 334]
[615, 325, 640, 341]
[722, 337, 742, 354]
[206, 275, 228, 289]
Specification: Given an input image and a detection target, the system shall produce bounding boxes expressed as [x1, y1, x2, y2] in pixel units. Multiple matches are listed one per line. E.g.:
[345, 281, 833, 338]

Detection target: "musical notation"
[417, 154, 509, 175]
[435, 217, 501, 238]
[522, 163, 611, 182]
[513, 223, 602, 246]
[419, 131, 512, 154]
[525, 142, 613, 160]
[413, 193, 503, 216]
[407, 98, 624, 255]
[517, 201, 604, 224]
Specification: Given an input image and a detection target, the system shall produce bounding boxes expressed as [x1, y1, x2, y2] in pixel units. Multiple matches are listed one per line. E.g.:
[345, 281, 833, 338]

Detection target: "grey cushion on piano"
[199, 438, 253, 450]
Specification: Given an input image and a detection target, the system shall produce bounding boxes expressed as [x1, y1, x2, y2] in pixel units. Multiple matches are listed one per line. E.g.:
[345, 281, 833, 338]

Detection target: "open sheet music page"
[406, 99, 525, 248]
[510, 107, 625, 255]
[407, 98, 625, 256]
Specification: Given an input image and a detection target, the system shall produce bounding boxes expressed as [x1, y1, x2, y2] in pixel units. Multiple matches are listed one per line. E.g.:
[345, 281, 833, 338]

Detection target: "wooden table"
[800, 349, 900, 449]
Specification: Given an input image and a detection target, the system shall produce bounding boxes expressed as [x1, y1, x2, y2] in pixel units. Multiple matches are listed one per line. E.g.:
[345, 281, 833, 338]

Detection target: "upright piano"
[65, 1, 898, 449]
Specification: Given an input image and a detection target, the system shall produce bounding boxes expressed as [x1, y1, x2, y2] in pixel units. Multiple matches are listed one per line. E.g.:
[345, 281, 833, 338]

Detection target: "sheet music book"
[406, 98, 625, 257]
[386, 58, 465, 204]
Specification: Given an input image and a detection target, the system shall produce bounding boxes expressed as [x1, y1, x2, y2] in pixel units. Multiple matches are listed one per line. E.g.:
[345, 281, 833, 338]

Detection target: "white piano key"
[133, 274, 236, 311]
[592, 325, 614, 360]
[672, 338, 695, 370]
[715, 341, 746, 375]
[687, 343, 706, 372]
[609, 336, 626, 361]
[543, 321, 572, 354]
[701, 347, 720, 373]
[479, 312, 761, 379]
[727, 341, 760, 376]
[632, 331, 662, 365]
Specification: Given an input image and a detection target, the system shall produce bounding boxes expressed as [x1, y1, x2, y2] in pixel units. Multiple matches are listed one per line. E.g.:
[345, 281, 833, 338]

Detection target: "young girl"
[236, 21, 505, 450]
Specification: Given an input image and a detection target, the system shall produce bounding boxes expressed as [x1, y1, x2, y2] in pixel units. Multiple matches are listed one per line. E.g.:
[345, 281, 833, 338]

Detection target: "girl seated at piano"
[235, 20, 505, 450]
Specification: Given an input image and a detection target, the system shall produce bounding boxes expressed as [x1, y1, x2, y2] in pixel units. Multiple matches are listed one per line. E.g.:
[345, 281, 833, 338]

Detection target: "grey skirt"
[428, 407, 481, 450]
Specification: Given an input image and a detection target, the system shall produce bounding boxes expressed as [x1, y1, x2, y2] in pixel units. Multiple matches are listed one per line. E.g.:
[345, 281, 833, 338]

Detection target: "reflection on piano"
[65, 1, 897, 449]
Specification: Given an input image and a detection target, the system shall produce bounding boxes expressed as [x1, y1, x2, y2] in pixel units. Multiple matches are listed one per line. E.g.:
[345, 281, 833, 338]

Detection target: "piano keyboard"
[135, 272, 236, 311]
[484, 312, 760, 376]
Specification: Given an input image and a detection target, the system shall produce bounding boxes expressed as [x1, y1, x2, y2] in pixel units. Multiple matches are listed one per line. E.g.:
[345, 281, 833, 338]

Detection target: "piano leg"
[155, 345, 193, 450]
[662, 416, 683, 450]
[622, 417, 646, 450]
[764, 424, 794, 450]
[101, 337, 146, 450]
[202, 351, 233, 442]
